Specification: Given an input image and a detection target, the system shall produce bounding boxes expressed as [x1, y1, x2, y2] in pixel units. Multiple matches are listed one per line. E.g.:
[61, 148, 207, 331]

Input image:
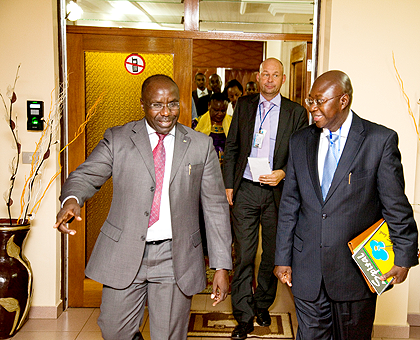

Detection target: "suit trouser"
[97, 240, 192, 340]
[231, 179, 278, 323]
[294, 281, 377, 340]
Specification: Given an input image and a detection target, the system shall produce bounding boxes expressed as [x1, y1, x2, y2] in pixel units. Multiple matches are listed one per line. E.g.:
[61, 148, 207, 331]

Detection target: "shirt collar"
[259, 93, 281, 107]
[321, 110, 353, 138]
[145, 120, 176, 137]
[197, 88, 208, 97]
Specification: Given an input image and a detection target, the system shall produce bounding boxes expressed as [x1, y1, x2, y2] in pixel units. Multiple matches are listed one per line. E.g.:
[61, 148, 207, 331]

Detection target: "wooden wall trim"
[67, 26, 312, 42]
[184, 0, 199, 31]
[66, 32, 87, 307]
[174, 39, 193, 126]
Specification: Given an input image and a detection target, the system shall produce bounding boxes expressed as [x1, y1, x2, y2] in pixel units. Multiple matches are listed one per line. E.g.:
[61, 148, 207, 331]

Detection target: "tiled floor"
[7, 293, 420, 339]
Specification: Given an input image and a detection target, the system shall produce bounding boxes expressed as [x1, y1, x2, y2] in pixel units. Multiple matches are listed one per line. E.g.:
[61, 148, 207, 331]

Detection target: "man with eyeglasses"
[54, 74, 232, 340]
[223, 58, 308, 339]
[274, 70, 418, 339]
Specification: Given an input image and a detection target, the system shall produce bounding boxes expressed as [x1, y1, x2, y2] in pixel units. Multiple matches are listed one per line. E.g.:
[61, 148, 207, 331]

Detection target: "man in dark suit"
[192, 72, 211, 108]
[197, 74, 222, 117]
[54, 74, 232, 340]
[274, 70, 418, 339]
[223, 58, 308, 339]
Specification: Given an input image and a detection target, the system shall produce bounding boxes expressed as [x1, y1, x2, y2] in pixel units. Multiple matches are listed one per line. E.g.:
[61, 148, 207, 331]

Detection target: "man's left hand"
[259, 169, 286, 186]
[211, 269, 229, 306]
[380, 265, 410, 284]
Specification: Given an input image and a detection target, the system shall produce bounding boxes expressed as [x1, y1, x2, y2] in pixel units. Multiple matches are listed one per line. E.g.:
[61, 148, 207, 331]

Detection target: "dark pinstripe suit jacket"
[275, 112, 418, 301]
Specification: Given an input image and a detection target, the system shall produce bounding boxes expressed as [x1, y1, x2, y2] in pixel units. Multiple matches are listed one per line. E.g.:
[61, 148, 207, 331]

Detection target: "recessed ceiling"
[67, 0, 314, 34]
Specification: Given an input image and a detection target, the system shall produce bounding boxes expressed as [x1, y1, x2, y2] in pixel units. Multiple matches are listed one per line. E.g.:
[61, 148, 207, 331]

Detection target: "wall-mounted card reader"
[27, 100, 44, 131]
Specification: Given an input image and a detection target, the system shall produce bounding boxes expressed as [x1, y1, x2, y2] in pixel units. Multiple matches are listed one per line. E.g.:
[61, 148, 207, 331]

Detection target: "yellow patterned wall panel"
[84, 52, 174, 264]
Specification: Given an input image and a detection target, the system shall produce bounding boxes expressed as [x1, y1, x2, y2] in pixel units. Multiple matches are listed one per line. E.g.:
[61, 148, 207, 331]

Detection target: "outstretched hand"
[53, 198, 81, 235]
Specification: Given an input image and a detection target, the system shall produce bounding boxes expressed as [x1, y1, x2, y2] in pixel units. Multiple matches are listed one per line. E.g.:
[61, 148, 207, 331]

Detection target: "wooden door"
[289, 42, 312, 106]
[66, 26, 193, 307]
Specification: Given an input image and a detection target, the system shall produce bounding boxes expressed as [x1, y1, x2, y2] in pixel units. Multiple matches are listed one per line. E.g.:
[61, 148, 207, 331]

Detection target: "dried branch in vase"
[18, 82, 66, 222]
[1, 64, 103, 227]
[392, 51, 420, 141]
[21, 91, 104, 222]
[0, 64, 21, 225]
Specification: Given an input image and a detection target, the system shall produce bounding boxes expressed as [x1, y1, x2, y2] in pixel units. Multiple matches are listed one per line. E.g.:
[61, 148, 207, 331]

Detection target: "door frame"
[289, 42, 313, 106]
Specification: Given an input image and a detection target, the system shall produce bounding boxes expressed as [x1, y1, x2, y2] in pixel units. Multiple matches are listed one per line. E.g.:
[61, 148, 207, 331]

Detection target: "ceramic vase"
[0, 219, 32, 339]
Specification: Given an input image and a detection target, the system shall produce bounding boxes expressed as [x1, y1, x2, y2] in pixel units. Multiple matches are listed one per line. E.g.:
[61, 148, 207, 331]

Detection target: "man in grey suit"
[274, 70, 418, 339]
[54, 74, 232, 340]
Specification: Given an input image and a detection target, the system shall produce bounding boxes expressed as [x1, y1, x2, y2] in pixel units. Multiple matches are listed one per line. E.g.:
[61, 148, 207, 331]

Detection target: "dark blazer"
[61, 119, 232, 294]
[192, 90, 201, 107]
[275, 112, 418, 302]
[223, 93, 308, 207]
[196, 92, 213, 117]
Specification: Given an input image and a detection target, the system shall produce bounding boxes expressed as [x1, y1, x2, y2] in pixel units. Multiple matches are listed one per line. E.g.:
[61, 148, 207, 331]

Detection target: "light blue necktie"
[321, 134, 340, 200]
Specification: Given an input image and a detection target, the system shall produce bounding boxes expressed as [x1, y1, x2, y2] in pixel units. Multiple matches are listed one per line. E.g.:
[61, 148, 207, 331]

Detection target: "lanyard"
[258, 102, 274, 132]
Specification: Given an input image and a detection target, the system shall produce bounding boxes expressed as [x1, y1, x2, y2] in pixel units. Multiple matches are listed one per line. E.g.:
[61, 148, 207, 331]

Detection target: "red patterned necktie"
[148, 133, 166, 227]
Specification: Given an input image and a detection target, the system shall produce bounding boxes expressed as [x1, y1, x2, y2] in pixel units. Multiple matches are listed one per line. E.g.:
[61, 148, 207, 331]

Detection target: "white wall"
[0, 0, 62, 315]
[319, 0, 420, 330]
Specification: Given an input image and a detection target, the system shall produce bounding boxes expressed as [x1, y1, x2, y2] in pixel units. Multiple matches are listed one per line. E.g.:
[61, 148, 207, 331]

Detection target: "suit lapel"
[246, 95, 260, 152]
[324, 113, 365, 203]
[274, 96, 290, 159]
[170, 123, 190, 184]
[307, 125, 323, 203]
[130, 120, 155, 181]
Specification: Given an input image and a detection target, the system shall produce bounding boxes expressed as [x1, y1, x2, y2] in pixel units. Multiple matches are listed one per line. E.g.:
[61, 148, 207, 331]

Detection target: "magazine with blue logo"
[351, 219, 394, 295]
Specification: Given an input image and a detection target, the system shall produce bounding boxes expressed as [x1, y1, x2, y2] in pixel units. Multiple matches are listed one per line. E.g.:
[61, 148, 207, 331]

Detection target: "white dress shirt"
[243, 93, 281, 180]
[197, 88, 209, 98]
[317, 110, 353, 183]
[227, 102, 234, 116]
[145, 122, 175, 241]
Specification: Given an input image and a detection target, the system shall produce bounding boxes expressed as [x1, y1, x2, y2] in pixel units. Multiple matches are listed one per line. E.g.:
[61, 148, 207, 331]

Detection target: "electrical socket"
[22, 152, 39, 164]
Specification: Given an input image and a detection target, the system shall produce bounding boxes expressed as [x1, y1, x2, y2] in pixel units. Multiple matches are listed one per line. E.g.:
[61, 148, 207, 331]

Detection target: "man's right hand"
[274, 265, 292, 287]
[53, 198, 81, 235]
[225, 189, 234, 206]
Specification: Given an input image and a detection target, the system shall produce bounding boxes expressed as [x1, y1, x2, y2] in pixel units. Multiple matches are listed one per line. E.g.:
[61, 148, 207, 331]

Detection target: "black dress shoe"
[255, 308, 271, 327]
[132, 332, 144, 340]
[231, 321, 254, 339]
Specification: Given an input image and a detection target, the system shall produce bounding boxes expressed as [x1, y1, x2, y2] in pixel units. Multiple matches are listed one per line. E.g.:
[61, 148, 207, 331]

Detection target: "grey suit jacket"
[275, 112, 418, 301]
[61, 119, 232, 295]
[223, 93, 308, 207]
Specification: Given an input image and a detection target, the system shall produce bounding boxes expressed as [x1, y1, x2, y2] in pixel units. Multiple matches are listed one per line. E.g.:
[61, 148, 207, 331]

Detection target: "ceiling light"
[67, 1, 83, 21]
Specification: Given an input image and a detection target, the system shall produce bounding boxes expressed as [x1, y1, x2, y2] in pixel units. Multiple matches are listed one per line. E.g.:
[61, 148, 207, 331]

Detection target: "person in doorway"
[223, 58, 308, 339]
[192, 72, 211, 108]
[274, 70, 418, 340]
[245, 81, 258, 95]
[223, 79, 243, 116]
[54, 74, 232, 340]
[197, 74, 223, 117]
[193, 92, 231, 166]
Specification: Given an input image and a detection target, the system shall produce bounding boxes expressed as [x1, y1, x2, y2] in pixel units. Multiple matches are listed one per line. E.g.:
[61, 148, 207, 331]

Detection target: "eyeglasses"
[305, 94, 345, 107]
[146, 102, 180, 111]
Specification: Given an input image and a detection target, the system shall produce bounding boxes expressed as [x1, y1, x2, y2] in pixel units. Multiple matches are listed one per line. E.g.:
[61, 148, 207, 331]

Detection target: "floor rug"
[188, 311, 294, 338]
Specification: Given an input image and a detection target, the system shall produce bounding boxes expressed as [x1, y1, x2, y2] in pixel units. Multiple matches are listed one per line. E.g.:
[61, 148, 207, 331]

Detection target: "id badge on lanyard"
[253, 129, 267, 148]
[253, 102, 272, 149]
